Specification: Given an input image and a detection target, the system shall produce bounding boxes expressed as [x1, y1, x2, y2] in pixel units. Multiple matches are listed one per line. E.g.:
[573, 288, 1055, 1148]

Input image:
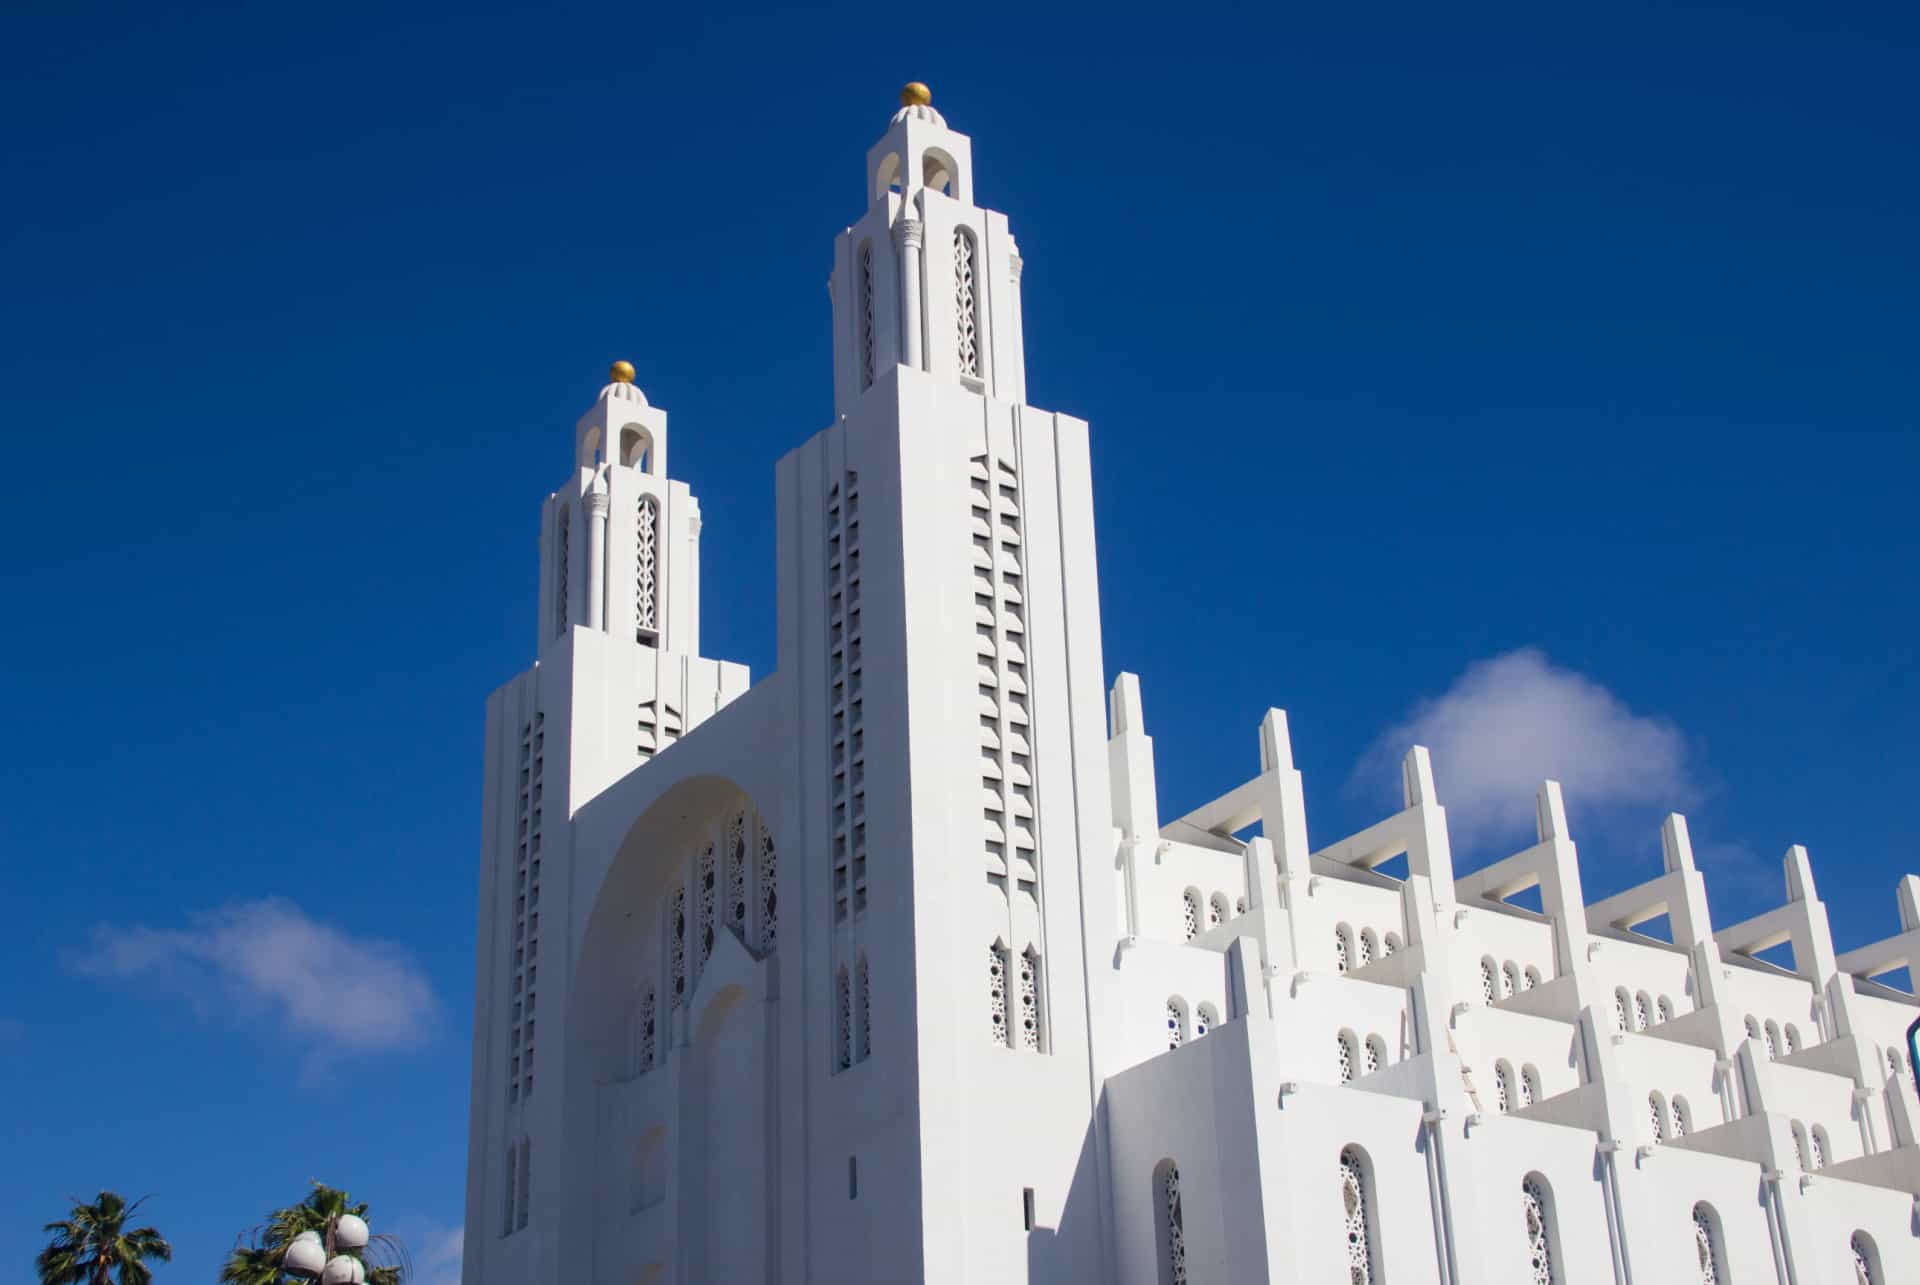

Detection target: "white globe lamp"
[331, 1213, 370, 1252]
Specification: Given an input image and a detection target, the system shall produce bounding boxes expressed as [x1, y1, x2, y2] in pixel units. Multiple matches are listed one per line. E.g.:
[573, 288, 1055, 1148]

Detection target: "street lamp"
[282, 1212, 378, 1284]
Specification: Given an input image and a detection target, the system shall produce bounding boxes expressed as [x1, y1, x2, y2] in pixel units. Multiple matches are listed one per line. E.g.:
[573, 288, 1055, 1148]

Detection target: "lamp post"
[282, 1212, 375, 1284]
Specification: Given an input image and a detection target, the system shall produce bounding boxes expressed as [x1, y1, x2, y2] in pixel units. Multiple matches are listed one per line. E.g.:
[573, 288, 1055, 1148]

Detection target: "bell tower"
[829, 83, 1028, 416]
[778, 84, 1118, 1283]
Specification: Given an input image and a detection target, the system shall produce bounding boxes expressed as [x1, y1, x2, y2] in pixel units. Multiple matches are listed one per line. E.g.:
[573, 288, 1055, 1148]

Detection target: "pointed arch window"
[634, 985, 656, 1076]
[634, 493, 659, 639]
[1693, 1203, 1724, 1284]
[988, 944, 1009, 1048]
[859, 240, 876, 390]
[1017, 947, 1041, 1051]
[1339, 1147, 1376, 1284]
[954, 228, 979, 379]
[1852, 1231, 1880, 1284]
[835, 966, 852, 1071]
[667, 885, 687, 1007]
[856, 954, 872, 1062]
[756, 823, 778, 952]
[1522, 1175, 1558, 1285]
[1156, 1160, 1187, 1285]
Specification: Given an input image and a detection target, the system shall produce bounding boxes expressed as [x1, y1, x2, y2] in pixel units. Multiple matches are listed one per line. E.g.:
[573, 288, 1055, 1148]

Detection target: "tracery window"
[1785, 1024, 1801, 1054]
[1693, 1204, 1723, 1284]
[1358, 929, 1376, 967]
[859, 241, 876, 390]
[1335, 926, 1352, 973]
[1523, 965, 1541, 989]
[1337, 1031, 1357, 1084]
[1339, 1147, 1375, 1284]
[1017, 948, 1041, 1051]
[1519, 1064, 1537, 1106]
[757, 824, 777, 952]
[857, 954, 872, 1062]
[1810, 1125, 1827, 1169]
[697, 843, 717, 969]
[668, 885, 687, 1007]
[954, 228, 979, 378]
[1495, 1061, 1512, 1112]
[634, 494, 659, 638]
[1182, 890, 1201, 942]
[1649, 1093, 1667, 1142]
[1166, 998, 1187, 1050]
[1195, 1002, 1218, 1040]
[1852, 1231, 1879, 1285]
[1635, 992, 1651, 1031]
[1365, 1035, 1386, 1074]
[725, 813, 748, 941]
[1672, 1095, 1692, 1136]
[1208, 892, 1228, 930]
[835, 967, 852, 1071]
[1764, 1020, 1782, 1060]
[1657, 995, 1675, 1023]
[1523, 1175, 1557, 1285]
[1481, 958, 1497, 1004]
[1615, 989, 1632, 1033]
[635, 985, 656, 1075]
[1382, 932, 1401, 957]
[1160, 1162, 1187, 1285]
[1502, 961, 1519, 998]
[989, 945, 1009, 1048]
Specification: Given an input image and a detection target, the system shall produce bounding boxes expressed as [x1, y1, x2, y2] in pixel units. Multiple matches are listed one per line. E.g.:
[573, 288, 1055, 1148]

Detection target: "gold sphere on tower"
[900, 82, 932, 107]
[609, 360, 636, 384]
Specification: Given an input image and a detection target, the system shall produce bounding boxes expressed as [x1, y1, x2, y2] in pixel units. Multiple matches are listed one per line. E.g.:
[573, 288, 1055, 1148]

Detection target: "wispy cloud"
[400, 1220, 464, 1285]
[73, 898, 436, 1062]
[1354, 648, 1695, 853]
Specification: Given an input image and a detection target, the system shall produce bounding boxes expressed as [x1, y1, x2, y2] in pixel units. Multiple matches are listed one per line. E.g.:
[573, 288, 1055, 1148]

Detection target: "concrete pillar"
[897, 216, 924, 370]
[584, 488, 609, 631]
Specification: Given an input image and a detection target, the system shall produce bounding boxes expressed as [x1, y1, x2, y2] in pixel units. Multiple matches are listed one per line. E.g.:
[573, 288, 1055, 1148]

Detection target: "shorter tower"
[462, 363, 746, 1285]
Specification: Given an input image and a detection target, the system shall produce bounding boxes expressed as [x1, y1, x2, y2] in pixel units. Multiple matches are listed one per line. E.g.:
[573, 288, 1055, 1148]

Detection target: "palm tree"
[37, 1191, 172, 1285]
[221, 1183, 406, 1285]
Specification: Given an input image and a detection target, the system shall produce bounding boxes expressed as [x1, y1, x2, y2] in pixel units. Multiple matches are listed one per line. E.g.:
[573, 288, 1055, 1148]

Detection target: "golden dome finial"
[900, 82, 932, 108]
[609, 360, 636, 384]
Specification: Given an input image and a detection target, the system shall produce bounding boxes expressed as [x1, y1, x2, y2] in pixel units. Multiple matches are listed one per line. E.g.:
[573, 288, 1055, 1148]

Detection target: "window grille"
[1519, 1065, 1536, 1107]
[1364, 1035, 1383, 1075]
[1340, 1148, 1374, 1284]
[1810, 1127, 1826, 1169]
[1764, 1021, 1781, 1059]
[1616, 990, 1632, 1032]
[1166, 998, 1186, 1050]
[726, 813, 748, 940]
[636, 986, 655, 1075]
[1650, 1095, 1666, 1142]
[1208, 893, 1227, 929]
[1635, 993, 1650, 1031]
[1522, 1177, 1555, 1285]
[1357, 930, 1375, 967]
[1658, 995, 1675, 1023]
[1672, 1096, 1691, 1136]
[1495, 1063, 1512, 1112]
[1481, 959, 1497, 1004]
[1335, 927, 1351, 973]
[1502, 962, 1518, 998]
[697, 843, 716, 968]
[1382, 932, 1401, 957]
[1162, 1163, 1187, 1285]
[1523, 965, 1540, 989]
[954, 229, 978, 377]
[1183, 890, 1200, 941]
[1337, 1032, 1356, 1084]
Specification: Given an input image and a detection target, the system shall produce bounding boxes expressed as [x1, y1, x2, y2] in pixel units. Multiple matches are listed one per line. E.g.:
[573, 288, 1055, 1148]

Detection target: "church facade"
[460, 87, 1920, 1285]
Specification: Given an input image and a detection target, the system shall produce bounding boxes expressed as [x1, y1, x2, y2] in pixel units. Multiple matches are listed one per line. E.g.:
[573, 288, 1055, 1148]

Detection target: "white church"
[460, 85, 1920, 1285]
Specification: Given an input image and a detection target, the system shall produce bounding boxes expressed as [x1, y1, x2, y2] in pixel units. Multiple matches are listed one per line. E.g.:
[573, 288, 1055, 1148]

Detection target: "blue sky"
[2, 1, 1916, 1278]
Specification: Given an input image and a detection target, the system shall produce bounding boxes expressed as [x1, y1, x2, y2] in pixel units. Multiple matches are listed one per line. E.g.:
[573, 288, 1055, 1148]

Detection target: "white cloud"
[74, 898, 436, 1059]
[1354, 648, 1694, 852]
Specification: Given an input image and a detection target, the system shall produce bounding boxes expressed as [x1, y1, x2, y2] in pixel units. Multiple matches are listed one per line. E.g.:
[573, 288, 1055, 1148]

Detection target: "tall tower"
[462, 365, 747, 1280]
[775, 82, 1120, 1281]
